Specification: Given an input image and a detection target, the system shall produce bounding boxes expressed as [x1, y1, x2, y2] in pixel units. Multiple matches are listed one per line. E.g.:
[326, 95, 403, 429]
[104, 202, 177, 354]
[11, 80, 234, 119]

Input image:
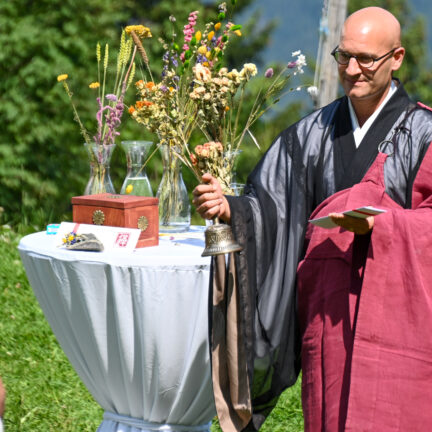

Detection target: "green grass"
[0, 224, 303, 431]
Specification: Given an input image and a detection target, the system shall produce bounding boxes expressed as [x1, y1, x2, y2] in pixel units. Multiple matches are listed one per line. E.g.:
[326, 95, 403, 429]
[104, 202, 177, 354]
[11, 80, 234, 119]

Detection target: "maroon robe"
[297, 147, 432, 431]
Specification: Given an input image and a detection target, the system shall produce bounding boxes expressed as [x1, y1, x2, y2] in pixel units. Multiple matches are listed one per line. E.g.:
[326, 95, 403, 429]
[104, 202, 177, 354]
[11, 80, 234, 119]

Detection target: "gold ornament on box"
[137, 216, 149, 232]
[92, 209, 105, 225]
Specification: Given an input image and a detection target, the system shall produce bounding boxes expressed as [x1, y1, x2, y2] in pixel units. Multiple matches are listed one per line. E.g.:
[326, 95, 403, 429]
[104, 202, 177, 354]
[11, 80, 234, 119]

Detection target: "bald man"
[193, 7, 432, 432]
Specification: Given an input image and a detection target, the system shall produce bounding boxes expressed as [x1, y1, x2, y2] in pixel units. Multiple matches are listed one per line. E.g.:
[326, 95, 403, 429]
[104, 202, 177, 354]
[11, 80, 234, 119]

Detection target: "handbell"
[202, 219, 243, 257]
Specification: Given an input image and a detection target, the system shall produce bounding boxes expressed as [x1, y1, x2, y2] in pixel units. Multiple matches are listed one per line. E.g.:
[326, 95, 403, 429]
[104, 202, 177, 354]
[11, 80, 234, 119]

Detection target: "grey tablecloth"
[18, 228, 215, 431]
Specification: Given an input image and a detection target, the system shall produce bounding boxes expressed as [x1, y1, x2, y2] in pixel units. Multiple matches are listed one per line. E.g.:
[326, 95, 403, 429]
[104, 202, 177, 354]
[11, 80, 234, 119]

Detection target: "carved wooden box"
[71, 193, 159, 248]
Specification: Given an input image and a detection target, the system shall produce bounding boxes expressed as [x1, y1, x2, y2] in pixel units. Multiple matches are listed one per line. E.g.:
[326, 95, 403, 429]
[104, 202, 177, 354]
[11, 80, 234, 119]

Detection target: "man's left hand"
[329, 213, 374, 234]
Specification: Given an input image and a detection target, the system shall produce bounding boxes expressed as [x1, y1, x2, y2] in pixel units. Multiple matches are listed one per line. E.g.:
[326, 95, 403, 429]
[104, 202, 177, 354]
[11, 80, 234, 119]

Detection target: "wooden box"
[72, 193, 159, 248]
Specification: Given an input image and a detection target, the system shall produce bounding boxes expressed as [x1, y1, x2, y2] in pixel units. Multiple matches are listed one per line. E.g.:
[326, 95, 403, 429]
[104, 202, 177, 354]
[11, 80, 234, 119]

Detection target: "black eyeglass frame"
[331, 46, 397, 68]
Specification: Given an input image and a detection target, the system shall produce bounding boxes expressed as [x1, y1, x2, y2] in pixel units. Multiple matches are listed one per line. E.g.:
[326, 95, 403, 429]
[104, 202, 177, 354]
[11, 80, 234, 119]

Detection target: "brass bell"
[202, 219, 243, 257]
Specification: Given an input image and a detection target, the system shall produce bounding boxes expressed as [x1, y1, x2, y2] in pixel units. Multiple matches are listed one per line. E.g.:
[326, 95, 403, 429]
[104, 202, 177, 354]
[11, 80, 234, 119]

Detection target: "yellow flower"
[214, 22, 221, 31]
[197, 45, 207, 55]
[57, 74, 68, 82]
[203, 61, 209, 67]
[125, 184, 133, 194]
[195, 31, 202, 42]
[207, 31, 215, 41]
[125, 25, 152, 39]
[234, 30, 242, 37]
[89, 82, 100, 89]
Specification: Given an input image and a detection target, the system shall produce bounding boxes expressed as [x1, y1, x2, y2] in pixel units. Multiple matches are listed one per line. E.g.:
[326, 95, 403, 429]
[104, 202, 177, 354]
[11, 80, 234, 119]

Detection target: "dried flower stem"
[130, 30, 154, 82]
[62, 81, 91, 144]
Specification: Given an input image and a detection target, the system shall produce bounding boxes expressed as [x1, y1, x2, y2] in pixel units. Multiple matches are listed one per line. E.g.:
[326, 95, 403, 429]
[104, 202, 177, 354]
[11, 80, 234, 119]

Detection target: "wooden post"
[316, 0, 348, 108]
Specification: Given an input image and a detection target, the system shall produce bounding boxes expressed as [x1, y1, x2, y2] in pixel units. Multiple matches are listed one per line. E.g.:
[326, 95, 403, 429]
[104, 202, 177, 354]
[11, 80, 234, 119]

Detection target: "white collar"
[348, 80, 398, 148]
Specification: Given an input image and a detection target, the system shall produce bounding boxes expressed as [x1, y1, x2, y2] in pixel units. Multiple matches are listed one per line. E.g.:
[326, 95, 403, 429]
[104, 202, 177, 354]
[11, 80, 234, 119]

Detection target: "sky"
[247, 0, 431, 66]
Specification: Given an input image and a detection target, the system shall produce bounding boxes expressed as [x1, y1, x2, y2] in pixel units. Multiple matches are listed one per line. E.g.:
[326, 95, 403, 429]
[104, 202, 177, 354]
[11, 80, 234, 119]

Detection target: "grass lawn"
[0, 225, 303, 431]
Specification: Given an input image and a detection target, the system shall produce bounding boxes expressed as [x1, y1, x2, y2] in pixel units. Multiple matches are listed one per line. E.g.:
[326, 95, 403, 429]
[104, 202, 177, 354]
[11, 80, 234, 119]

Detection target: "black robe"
[209, 83, 432, 431]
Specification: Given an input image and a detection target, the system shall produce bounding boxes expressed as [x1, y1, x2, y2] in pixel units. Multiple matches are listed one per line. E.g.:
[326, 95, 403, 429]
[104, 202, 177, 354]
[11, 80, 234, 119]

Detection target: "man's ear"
[392, 47, 405, 71]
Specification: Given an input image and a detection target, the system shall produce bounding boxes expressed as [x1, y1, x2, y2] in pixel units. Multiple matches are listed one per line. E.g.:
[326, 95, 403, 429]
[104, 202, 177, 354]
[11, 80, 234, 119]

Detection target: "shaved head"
[341, 7, 401, 50]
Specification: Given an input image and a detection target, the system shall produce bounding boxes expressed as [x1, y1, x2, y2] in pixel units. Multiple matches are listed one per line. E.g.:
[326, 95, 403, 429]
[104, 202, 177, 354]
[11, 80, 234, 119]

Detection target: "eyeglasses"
[331, 47, 397, 68]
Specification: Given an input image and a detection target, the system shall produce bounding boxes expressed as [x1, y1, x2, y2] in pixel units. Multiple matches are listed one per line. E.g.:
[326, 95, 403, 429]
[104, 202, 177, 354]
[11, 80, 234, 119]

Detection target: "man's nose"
[344, 57, 362, 74]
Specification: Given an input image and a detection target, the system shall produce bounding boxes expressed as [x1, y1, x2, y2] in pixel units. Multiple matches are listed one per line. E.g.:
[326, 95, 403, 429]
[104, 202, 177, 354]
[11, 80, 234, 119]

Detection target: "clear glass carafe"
[84, 142, 116, 195]
[120, 140, 153, 196]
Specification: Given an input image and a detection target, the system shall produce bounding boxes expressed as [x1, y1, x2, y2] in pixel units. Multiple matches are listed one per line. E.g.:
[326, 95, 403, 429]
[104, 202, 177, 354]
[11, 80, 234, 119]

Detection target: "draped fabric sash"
[101, 412, 211, 431]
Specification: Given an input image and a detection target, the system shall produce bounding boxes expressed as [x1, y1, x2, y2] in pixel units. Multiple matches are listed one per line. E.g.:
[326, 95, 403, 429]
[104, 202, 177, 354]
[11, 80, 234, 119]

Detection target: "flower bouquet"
[181, 50, 307, 194]
[58, 28, 146, 194]
[128, 4, 250, 230]
[128, 1, 307, 235]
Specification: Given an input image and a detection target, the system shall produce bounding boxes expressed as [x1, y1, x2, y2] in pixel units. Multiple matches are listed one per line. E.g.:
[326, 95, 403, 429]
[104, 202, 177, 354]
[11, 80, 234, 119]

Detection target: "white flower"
[292, 50, 301, 57]
[296, 54, 307, 74]
[239, 63, 258, 80]
[193, 63, 212, 82]
[218, 67, 229, 76]
[307, 86, 319, 97]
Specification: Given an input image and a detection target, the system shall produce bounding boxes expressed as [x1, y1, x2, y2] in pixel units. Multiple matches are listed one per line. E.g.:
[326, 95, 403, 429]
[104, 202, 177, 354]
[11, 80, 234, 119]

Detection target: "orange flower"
[145, 81, 155, 89]
[135, 100, 153, 109]
[135, 80, 144, 87]
[128, 106, 135, 114]
[190, 154, 198, 166]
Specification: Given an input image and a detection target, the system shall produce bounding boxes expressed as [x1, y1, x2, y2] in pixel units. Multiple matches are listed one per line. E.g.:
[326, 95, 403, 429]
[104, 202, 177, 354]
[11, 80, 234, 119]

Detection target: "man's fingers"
[328, 213, 374, 234]
[195, 198, 223, 216]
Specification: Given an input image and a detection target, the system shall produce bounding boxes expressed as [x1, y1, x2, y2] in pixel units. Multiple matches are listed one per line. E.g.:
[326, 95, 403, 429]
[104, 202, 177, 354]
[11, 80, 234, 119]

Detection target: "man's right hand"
[192, 173, 231, 223]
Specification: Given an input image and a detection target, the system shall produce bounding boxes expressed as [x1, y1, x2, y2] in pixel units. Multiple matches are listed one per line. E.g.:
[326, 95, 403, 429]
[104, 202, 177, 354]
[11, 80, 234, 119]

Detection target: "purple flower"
[106, 94, 118, 102]
[265, 68, 274, 78]
[287, 61, 297, 69]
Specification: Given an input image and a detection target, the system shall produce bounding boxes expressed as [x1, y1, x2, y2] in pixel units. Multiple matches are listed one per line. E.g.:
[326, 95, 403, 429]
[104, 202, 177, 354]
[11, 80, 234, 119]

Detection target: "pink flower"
[265, 68, 274, 78]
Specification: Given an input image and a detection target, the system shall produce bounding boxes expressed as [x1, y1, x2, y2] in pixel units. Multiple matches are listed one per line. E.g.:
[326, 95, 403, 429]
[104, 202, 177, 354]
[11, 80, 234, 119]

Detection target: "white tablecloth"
[18, 227, 215, 431]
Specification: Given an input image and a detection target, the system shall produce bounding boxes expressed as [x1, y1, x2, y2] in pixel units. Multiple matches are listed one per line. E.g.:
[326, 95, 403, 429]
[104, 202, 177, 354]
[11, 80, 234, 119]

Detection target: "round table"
[18, 227, 216, 432]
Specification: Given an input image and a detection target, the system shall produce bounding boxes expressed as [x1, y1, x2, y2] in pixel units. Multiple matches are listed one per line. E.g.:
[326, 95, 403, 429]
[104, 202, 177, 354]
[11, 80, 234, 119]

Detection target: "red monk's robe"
[297, 147, 432, 431]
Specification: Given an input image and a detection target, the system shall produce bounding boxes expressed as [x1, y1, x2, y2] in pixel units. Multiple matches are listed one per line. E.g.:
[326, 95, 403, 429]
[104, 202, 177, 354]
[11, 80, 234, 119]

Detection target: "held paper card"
[309, 206, 387, 229]
[55, 222, 141, 251]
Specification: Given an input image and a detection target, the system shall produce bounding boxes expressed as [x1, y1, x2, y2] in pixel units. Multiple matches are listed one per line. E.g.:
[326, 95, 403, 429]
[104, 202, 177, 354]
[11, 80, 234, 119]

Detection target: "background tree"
[0, 0, 295, 229]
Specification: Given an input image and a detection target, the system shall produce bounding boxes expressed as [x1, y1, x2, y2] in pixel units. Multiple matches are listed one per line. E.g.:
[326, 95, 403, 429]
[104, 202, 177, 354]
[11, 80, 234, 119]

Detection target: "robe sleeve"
[210, 127, 310, 431]
[345, 141, 432, 430]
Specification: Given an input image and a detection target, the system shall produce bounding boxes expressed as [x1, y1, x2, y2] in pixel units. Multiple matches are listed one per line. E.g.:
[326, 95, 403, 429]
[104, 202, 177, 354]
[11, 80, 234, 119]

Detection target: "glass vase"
[84, 142, 116, 195]
[157, 144, 191, 233]
[120, 140, 153, 196]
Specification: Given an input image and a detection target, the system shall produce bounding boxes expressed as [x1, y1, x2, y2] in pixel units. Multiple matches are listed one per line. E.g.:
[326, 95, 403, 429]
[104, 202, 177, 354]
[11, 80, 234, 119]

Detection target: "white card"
[309, 206, 387, 229]
[55, 222, 141, 252]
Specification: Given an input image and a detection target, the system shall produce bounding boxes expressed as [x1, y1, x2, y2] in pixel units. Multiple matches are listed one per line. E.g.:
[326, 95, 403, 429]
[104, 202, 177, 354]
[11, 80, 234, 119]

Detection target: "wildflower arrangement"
[128, 2, 307, 195]
[58, 28, 149, 193]
[57, 29, 142, 146]
[183, 50, 307, 193]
